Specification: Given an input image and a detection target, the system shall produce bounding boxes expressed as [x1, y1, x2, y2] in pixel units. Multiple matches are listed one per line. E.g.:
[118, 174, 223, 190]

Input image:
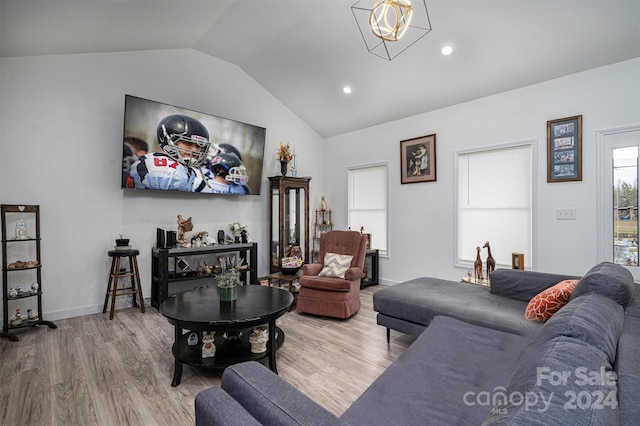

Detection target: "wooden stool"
[103, 249, 145, 320]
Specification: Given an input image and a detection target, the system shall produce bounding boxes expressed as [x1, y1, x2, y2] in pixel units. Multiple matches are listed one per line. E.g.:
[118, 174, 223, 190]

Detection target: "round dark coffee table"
[159, 285, 293, 386]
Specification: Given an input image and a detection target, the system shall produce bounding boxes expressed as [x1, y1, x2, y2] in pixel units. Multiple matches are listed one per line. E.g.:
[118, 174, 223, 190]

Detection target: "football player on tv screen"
[201, 143, 252, 194]
[126, 114, 211, 192]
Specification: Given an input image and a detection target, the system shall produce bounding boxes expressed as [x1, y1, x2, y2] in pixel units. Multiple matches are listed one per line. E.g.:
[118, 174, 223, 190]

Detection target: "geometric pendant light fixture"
[351, 0, 432, 60]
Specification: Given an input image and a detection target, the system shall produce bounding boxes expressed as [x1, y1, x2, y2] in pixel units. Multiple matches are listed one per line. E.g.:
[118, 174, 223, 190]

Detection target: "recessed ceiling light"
[441, 45, 453, 56]
[343, 86, 352, 94]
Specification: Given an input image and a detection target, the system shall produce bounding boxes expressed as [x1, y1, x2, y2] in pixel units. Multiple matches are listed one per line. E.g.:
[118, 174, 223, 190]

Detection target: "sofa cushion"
[571, 262, 636, 308]
[490, 269, 580, 302]
[524, 279, 579, 322]
[342, 316, 528, 426]
[318, 253, 353, 279]
[484, 293, 624, 425]
[373, 277, 541, 335]
[483, 341, 620, 426]
[543, 293, 624, 362]
[624, 283, 640, 318]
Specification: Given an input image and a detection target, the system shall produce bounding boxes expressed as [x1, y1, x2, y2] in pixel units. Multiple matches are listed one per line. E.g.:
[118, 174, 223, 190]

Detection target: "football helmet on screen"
[210, 152, 249, 185]
[157, 115, 210, 167]
[212, 143, 243, 161]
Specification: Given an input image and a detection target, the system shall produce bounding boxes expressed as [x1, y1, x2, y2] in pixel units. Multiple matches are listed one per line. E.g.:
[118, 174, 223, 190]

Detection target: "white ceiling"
[1, 0, 639, 138]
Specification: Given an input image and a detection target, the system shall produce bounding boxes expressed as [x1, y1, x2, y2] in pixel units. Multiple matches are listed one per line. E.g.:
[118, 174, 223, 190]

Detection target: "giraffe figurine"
[483, 241, 496, 280]
[474, 246, 483, 282]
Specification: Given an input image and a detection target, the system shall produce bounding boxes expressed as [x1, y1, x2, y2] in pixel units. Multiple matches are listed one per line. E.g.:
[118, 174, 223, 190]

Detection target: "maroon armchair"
[297, 230, 368, 319]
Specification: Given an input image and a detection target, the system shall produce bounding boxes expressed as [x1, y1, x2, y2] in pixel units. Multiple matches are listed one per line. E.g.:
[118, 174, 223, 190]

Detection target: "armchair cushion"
[318, 253, 354, 279]
[299, 276, 354, 292]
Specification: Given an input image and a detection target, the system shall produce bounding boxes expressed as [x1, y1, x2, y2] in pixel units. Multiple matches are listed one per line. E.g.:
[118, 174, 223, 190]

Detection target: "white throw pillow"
[318, 253, 354, 279]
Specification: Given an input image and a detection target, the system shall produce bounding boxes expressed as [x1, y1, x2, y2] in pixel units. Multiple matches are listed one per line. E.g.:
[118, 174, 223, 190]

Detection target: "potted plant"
[115, 234, 130, 249]
[216, 268, 240, 301]
[277, 142, 293, 176]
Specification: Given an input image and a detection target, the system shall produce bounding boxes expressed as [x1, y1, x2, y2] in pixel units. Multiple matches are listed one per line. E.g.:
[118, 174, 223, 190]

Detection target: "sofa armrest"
[345, 267, 364, 281]
[221, 361, 347, 426]
[195, 386, 262, 426]
[302, 263, 323, 276]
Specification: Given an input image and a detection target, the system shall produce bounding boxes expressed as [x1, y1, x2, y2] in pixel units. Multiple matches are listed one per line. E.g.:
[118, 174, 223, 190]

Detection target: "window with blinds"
[456, 142, 534, 268]
[347, 163, 389, 256]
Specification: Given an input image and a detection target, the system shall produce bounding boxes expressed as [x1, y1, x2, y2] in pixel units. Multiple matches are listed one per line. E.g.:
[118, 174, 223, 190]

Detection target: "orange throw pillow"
[524, 279, 579, 322]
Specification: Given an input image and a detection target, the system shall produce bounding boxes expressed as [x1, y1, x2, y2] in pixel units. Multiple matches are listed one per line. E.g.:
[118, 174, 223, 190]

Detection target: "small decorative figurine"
[320, 196, 328, 211]
[31, 282, 39, 292]
[190, 231, 209, 247]
[177, 215, 193, 247]
[10, 309, 22, 326]
[9, 288, 18, 298]
[229, 222, 245, 243]
[483, 241, 496, 280]
[249, 328, 269, 353]
[201, 331, 216, 358]
[187, 332, 198, 346]
[474, 246, 483, 282]
[15, 219, 29, 240]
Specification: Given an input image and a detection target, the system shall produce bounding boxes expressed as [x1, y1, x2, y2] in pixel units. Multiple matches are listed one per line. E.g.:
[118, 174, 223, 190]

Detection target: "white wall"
[2, 51, 638, 322]
[324, 58, 640, 284]
[0, 49, 325, 320]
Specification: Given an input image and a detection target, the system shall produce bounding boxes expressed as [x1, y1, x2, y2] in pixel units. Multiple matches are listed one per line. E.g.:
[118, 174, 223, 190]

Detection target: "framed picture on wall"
[547, 115, 582, 182]
[400, 134, 436, 184]
[512, 253, 524, 270]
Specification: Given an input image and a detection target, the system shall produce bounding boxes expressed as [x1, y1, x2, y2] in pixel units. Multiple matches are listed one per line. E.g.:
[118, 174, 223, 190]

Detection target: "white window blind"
[457, 144, 532, 268]
[348, 163, 388, 256]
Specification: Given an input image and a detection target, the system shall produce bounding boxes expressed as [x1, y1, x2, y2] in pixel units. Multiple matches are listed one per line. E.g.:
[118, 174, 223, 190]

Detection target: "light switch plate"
[556, 208, 577, 220]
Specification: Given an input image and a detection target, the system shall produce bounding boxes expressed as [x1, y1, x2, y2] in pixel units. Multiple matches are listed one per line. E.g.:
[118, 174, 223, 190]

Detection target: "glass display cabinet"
[269, 176, 311, 273]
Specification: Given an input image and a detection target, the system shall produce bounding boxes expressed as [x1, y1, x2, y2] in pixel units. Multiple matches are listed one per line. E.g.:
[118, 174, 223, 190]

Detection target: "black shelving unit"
[361, 249, 379, 288]
[151, 242, 258, 308]
[1, 204, 56, 341]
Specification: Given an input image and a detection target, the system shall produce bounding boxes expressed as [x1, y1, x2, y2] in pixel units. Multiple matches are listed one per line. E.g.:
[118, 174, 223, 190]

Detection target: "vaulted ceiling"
[2, 0, 639, 137]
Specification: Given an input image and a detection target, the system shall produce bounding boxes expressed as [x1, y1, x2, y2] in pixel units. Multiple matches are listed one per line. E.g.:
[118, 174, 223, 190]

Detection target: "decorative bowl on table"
[280, 256, 302, 275]
[279, 267, 300, 275]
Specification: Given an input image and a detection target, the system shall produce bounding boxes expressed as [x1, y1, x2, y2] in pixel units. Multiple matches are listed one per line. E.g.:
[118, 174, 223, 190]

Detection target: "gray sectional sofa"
[374, 268, 580, 338]
[195, 262, 640, 425]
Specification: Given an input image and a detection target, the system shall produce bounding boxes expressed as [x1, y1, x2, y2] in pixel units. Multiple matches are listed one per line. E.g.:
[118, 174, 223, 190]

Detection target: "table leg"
[268, 317, 278, 374]
[171, 321, 183, 387]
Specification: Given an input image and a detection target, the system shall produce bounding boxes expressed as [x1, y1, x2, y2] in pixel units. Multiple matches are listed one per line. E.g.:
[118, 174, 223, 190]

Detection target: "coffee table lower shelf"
[170, 326, 284, 386]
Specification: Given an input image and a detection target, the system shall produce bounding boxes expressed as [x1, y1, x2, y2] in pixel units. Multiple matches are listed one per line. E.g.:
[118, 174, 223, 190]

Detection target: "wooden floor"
[0, 286, 414, 425]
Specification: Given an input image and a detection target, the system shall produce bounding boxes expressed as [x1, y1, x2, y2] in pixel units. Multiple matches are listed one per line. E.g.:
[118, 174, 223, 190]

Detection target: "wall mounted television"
[122, 94, 266, 195]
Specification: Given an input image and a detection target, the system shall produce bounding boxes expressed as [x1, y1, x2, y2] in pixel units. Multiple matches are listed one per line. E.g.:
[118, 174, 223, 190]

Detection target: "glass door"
[598, 125, 640, 279]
